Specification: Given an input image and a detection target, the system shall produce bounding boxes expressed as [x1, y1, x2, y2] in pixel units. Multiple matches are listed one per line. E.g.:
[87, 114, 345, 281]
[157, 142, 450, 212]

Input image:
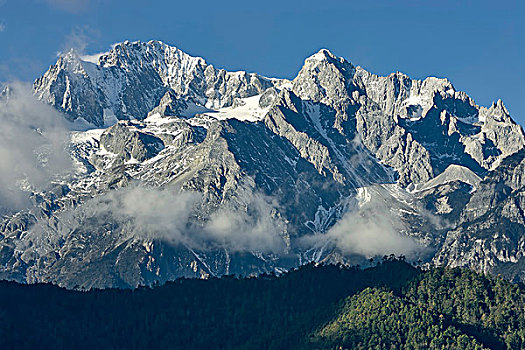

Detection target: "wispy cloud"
[299, 193, 423, 259]
[0, 83, 72, 214]
[47, 186, 288, 254]
[323, 209, 420, 258]
[61, 25, 100, 55]
[113, 187, 201, 245]
[203, 192, 287, 253]
[113, 188, 288, 253]
[0, 23, 5, 32]
[39, 178, 421, 258]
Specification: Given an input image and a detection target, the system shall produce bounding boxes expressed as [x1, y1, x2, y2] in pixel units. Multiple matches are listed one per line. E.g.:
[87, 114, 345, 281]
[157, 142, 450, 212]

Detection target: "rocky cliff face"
[33, 40, 286, 127]
[1, 41, 525, 288]
[433, 150, 525, 280]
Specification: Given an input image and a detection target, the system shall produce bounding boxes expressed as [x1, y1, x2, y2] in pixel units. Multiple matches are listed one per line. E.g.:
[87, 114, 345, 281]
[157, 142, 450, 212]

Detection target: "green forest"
[1, 259, 524, 349]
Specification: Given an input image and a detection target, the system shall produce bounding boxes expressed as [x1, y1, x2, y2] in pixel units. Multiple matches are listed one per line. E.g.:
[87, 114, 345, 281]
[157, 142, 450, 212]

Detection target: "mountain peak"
[307, 48, 337, 61]
[33, 40, 281, 126]
[494, 99, 509, 113]
[58, 48, 82, 63]
[303, 48, 353, 68]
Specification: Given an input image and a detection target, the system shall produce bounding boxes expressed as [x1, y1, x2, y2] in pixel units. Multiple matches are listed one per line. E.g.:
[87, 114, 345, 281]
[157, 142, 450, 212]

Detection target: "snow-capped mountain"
[33, 40, 287, 127]
[1, 40, 525, 288]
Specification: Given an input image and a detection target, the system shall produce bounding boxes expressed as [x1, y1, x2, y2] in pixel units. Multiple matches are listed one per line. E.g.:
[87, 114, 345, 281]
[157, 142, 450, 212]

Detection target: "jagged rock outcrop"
[34, 40, 287, 127]
[433, 150, 525, 279]
[99, 122, 165, 162]
[289, 48, 525, 187]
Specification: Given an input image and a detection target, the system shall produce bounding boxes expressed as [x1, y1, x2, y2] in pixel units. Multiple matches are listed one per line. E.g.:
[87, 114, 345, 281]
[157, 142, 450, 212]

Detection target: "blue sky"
[0, 0, 523, 123]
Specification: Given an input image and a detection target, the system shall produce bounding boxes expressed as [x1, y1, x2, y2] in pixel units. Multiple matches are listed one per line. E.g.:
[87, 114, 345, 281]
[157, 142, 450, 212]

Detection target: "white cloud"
[61, 26, 99, 54]
[112, 188, 288, 253]
[203, 193, 287, 253]
[80, 51, 110, 64]
[0, 83, 72, 214]
[46, 179, 420, 258]
[0, 23, 5, 32]
[115, 187, 200, 244]
[300, 194, 422, 259]
[52, 186, 288, 254]
[323, 210, 420, 257]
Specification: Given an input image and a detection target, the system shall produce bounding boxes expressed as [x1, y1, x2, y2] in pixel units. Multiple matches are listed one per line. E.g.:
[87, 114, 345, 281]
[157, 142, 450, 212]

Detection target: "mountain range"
[1, 40, 525, 289]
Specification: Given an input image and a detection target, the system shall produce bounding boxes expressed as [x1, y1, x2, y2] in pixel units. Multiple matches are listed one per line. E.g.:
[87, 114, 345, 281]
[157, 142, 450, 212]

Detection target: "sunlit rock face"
[0, 42, 524, 289]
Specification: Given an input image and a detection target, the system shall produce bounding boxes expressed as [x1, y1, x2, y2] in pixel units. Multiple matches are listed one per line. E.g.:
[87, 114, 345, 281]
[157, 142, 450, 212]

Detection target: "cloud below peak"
[0, 83, 72, 214]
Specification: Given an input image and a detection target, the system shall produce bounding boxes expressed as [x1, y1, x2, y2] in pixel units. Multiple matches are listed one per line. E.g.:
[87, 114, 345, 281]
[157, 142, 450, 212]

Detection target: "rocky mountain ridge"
[1, 40, 524, 288]
[34, 40, 287, 127]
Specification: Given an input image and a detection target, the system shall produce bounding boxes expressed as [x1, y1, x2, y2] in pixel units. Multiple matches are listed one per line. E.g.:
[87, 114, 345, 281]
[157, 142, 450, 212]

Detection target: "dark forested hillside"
[1, 260, 524, 349]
